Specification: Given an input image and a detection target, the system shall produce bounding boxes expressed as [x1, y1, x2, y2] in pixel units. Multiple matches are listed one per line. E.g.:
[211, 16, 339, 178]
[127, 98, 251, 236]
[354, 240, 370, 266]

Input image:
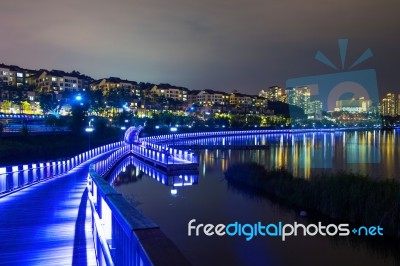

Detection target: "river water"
[112, 130, 400, 266]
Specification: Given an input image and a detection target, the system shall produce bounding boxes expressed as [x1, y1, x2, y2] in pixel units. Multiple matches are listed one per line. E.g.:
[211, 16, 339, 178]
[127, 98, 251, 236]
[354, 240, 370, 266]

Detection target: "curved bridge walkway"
[0, 151, 115, 266]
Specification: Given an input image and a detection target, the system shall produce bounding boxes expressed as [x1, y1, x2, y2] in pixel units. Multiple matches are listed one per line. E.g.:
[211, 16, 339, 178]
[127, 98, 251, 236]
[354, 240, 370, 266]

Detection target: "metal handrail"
[87, 155, 191, 266]
[0, 141, 125, 196]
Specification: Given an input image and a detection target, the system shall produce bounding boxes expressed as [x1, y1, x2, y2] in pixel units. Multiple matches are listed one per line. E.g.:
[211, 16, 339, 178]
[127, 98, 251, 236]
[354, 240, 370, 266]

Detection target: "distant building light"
[75, 95, 82, 101]
[121, 126, 126, 130]
[171, 189, 177, 195]
[155, 126, 160, 129]
[170, 127, 178, 132]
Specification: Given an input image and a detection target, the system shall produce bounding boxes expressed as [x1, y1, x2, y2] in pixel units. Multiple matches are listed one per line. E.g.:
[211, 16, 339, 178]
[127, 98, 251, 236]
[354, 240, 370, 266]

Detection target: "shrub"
[225, 163, 400, 238]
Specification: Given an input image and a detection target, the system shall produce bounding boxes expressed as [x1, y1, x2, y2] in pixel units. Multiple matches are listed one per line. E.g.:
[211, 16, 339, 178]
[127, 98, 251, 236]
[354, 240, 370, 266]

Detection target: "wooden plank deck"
[0, 151, 114, 266]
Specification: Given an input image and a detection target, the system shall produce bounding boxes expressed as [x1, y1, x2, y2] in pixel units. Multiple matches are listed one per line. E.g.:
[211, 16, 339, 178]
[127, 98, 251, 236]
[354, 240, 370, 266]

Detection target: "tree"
[39, 93, 57, 114]
[2, 100, 11, 113]
[88, 89, 106, 115]
[69, 103, 89, 134]
[246, 115, 261, 127]
[230, 115, 246, 128]
[21, 101, 31, 114]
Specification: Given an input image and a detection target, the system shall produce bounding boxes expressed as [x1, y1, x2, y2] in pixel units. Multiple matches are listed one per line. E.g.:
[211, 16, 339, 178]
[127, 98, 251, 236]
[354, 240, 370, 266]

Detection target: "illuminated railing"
[141, 128, 346, 144]
[87, 165, 190, 266]
[107, 156, 198, 189]
[0, 114, 45, 119]
[3, 124, 70, 133]
[0, 141, 124, 196]
[92, 145, 131, 177]
[134, 141, 198, 164]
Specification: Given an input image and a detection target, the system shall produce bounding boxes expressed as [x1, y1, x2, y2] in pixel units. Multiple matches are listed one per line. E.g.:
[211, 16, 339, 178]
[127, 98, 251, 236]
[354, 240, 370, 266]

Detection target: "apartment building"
[188, 89, 230, 106]
[259, 86, 286, 102]
[35, 70, 93, 92]
[0, 64, 38, 87]
[230, 91, 253, 106]
[91, 77, 139, 97]
[149, 84, 188, 101]
[381, 93, 396, 116]
[0, 66, 9, 84]
[285, 86, 311, 113]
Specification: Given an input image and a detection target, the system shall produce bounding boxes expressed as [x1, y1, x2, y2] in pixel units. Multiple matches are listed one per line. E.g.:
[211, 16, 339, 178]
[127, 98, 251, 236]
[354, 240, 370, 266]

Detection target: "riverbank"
[224, 162, 400, 238]
[0, 130, 121, 166]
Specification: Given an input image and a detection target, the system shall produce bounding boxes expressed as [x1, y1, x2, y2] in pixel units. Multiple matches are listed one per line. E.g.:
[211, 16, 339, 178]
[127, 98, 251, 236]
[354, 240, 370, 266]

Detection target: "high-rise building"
[396, 94, 400, 116]
[259, 86, 285, 102]
[285, 86, 311, 114]
[308, 100, 323, 120]
[381, 93, 396, 116]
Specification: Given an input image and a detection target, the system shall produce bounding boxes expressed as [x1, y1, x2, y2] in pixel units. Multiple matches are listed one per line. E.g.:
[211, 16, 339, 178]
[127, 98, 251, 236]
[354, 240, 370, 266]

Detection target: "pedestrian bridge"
[0, 130, 198, 265]
[0, 128, 309, 265]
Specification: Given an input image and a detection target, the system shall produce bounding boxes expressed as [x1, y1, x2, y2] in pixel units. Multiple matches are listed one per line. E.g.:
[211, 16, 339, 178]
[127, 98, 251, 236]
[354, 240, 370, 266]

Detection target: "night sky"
[1, 0, 399, 96]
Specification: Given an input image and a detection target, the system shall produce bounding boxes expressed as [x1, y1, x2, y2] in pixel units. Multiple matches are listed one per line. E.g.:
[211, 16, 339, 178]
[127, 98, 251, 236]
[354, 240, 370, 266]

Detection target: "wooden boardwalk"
[0, 152, 114, 266]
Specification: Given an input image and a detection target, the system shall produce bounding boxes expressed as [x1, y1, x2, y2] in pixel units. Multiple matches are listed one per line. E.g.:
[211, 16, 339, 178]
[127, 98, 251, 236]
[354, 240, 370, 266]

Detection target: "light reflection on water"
[113, 130, 400, 266]
[185, 130, 397, 179]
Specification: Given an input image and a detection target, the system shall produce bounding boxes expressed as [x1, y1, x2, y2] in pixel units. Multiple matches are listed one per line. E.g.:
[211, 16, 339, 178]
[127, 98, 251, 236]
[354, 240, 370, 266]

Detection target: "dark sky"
[1, 0, 399, 96]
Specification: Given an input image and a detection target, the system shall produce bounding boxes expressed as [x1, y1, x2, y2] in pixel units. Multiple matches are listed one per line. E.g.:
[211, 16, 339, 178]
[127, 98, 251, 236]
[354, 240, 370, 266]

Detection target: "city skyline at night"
[0, 0, 399, 97]
[2, 1, 400, 265]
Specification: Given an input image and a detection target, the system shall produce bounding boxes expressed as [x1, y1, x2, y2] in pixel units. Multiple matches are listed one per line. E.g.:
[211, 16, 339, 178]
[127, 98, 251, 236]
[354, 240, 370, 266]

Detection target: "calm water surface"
[112, 130, 400, 266]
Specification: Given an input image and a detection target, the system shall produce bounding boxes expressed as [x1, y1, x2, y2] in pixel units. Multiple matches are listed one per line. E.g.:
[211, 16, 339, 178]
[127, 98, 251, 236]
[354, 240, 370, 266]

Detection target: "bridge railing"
[87, 165, 190, 266]
[140, 128, 342, 144]
[135, 141, 198, 164]
[3, 124, 70, 133]
[0, 141, 124, 196]
[92, 145, 131, 177]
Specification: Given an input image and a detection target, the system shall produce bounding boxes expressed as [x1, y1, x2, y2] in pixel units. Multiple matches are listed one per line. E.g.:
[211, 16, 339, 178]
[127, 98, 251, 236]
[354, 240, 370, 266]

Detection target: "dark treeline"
[224, 162, 400, 238]
[0, 126, 121, 166]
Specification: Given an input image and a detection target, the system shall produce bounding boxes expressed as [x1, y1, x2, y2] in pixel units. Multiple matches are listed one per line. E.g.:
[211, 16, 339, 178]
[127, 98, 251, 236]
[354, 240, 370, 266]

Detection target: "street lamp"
[170, 127, 177, 165]
[171, 188, 178, 196]
[85, 127, 94, 150]
[85, 119, 94, 150]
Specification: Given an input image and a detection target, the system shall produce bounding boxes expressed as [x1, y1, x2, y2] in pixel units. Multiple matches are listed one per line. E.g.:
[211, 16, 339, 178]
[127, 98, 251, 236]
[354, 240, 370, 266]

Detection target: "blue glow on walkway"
[0, 151, 114, 265]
